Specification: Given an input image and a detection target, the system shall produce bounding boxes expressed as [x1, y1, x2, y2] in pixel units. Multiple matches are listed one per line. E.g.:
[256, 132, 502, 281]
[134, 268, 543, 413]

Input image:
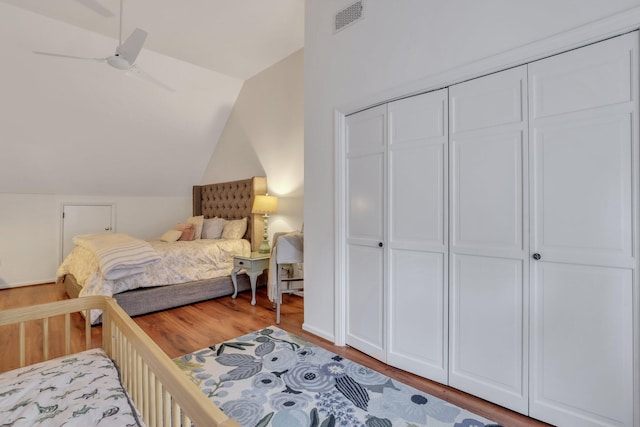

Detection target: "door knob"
[532, 253, 541, 260]
[378, 242, 383, 247]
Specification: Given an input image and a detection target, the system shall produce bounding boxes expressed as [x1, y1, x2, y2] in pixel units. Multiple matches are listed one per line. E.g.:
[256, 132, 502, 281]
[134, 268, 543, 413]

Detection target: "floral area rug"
[174, 326, 502, 427]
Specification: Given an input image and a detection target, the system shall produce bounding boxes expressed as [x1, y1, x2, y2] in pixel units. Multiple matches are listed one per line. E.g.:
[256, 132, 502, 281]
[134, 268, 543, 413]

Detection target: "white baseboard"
[302, 322, 336, 344]
[0, 279, 56, 290]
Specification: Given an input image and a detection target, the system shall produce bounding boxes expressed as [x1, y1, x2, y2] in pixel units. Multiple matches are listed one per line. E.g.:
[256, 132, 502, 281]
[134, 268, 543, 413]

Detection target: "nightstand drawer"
[233, 253, 270, 272]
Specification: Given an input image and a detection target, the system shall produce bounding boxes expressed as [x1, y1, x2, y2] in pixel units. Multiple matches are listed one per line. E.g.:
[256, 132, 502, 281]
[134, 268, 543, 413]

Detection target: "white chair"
[271, 232, 303, 324]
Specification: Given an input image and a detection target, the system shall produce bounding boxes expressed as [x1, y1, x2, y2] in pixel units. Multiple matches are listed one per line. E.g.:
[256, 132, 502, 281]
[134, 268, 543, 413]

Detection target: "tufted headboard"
[192, 177, 267, 252]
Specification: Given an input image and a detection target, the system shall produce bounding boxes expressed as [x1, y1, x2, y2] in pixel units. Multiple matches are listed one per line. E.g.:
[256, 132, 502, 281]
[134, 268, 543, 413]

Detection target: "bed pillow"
[175, 223, 195, 241]
[187, 215, 204, 239]
[202, 217, 227, 239]
[160, 229, 182, 242]
[221, 217, 248, 240]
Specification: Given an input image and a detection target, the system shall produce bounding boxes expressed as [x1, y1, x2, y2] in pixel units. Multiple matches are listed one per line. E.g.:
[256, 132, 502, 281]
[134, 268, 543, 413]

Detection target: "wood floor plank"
[0, 282, 549, 427]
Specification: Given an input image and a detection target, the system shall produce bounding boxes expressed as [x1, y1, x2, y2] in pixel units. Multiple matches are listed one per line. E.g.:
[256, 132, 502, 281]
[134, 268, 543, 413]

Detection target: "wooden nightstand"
[231, 252, 270, 305]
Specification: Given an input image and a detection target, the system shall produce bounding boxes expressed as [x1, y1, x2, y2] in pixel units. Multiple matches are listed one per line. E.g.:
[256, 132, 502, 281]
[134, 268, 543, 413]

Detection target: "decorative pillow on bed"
[202, 217, 227, 239]
[160, 229, 182, 242]
[187, 215, 204, 239]
[222, 217, 247, 239]
[175, 223, 195, 241]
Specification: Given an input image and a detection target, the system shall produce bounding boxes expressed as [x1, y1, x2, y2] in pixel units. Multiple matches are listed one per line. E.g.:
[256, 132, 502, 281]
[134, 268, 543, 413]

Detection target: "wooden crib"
[0, 296, 238, 427]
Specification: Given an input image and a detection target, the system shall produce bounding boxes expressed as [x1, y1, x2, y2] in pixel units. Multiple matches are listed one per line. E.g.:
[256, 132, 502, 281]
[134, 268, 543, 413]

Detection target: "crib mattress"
[0, 349, 143, 426]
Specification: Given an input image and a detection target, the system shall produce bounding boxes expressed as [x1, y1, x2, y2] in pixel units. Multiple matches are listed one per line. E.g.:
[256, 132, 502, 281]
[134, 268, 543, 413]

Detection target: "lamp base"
[258, 239, 271, 254]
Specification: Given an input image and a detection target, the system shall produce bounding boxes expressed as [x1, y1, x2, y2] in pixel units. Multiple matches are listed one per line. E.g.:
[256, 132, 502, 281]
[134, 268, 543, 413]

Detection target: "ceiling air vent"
[334, 1, 364, 33]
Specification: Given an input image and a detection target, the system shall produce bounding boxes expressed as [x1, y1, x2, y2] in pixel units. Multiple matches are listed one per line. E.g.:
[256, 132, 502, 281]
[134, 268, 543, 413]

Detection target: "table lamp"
[252, 195, 278, 253]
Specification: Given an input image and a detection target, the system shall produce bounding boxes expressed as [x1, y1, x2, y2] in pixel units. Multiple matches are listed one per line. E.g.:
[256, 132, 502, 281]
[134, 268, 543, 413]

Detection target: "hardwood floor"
[0, 282, 550, 427]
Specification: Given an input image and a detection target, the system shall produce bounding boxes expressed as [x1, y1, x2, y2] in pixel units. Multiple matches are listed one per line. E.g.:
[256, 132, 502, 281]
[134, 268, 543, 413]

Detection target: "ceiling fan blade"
[129, 65, 175, 92]
[74, 0, 115, 17]
[32, 51, 106, 62]
[116, 28, 148, 65]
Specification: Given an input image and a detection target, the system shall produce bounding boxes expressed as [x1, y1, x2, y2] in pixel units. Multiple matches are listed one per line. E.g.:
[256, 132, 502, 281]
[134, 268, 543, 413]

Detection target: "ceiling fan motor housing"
[107, 54, 131, 70]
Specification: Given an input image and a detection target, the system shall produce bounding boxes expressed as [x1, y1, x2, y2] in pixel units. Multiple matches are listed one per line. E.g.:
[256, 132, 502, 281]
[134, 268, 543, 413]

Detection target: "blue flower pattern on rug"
[174, 326, 501, 427]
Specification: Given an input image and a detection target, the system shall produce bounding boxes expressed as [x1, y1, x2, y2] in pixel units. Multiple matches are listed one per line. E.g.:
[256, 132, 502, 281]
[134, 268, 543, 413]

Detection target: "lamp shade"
[252, 195, 278, 214]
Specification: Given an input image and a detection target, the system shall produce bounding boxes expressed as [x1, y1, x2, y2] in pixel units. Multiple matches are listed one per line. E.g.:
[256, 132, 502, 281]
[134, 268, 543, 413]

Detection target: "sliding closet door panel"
[451, 77, 523, 133]
[452, 255, 524, 390]
[531, 263, 633, 427]
[387, 89, 448, 382]
[449, 65, 529, 414]
[389, 250, 446, 379]
[532, 114, 632, 264]
[390, 143, 444, 245]
[347, 154, 384, 242]
[345, 105, 387, 361]
[529, 32, 638, 427]
[347, 244, 385, 360]
[530, 41, 632, 119]
[452, 130, 524, 251]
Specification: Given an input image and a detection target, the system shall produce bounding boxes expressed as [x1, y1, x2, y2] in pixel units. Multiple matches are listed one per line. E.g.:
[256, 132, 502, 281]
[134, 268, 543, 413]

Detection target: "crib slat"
[148, 371, 156, 427]
[43, 317, 49, 361]
[172, 399, 180, 426]
[164, 389, 172, 427]
[84, 311, 91, 350]
[19, 321, 25, 368]
[143, 362, 150, 423]
[137, 353, 144, 417]
[64, 313, 70, 355]
[154, 377, 164, 427]
[128, 341, 134, 399]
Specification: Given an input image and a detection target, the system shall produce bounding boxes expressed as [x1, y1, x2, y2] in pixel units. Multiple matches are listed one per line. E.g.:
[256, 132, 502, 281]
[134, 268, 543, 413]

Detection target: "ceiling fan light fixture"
[107, 55, 130, 70]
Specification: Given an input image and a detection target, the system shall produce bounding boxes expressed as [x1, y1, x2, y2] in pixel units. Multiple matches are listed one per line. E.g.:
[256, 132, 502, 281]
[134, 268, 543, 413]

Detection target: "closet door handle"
[532, 253, 541, 260]
[378, 242, 383, 247]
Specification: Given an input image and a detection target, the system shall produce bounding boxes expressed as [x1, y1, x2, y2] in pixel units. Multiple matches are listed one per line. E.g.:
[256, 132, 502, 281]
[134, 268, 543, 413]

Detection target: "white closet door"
[345, 105, 387, 361]
[387, 89, 449, 383]
[61, 204, 114, 261]
[528, 33, 637, 427]
[449, 65, 529, 413]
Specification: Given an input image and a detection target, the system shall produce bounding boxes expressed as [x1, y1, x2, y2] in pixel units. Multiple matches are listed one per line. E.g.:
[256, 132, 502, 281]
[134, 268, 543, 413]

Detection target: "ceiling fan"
[33, 0, 173, 91]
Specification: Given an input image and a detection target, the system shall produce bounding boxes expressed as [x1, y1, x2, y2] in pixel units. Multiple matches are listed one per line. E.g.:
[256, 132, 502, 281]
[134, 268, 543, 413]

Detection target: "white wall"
[304, 1, 640, 341]
[0, 193, 191, 287]
[202, 49, 304, 240]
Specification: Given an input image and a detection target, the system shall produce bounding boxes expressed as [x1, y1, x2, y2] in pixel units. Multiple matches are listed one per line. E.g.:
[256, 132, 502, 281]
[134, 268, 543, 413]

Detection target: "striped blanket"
[73, 233, 160, 280]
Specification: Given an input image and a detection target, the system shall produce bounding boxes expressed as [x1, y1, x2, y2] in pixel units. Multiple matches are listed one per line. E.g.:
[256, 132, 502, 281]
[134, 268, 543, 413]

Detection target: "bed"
[0, 296, 238, 426]
[58, 177, 267, 321]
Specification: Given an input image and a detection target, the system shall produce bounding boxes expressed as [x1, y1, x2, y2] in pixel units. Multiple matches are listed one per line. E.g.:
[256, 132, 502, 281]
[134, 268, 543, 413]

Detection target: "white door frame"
[334, 9, 640, 425]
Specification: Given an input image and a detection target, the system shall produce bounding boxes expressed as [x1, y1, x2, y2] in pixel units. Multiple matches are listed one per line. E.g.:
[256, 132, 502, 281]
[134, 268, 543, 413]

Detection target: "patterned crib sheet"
[0, 349, 143, 427]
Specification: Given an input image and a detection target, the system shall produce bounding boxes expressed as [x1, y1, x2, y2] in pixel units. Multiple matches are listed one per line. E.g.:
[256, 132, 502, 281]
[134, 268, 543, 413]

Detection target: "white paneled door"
[345, 104, 387, 361]
[449, 65, 529, 414]
[61, 204, 114, 261]
[387, 89, 449, 383]
[345, 89, 449, 377]
[528, 33, 637, 427]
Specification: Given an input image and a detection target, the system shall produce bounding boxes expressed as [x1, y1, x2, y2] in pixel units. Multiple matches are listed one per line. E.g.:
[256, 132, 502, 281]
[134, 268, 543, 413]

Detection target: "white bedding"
[74, 233, 160, 280]
[58, 238, 250, 322]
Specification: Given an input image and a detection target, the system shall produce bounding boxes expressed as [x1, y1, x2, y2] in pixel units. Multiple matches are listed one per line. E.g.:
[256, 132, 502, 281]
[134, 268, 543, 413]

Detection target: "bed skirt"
[61, 273, 255, 318]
